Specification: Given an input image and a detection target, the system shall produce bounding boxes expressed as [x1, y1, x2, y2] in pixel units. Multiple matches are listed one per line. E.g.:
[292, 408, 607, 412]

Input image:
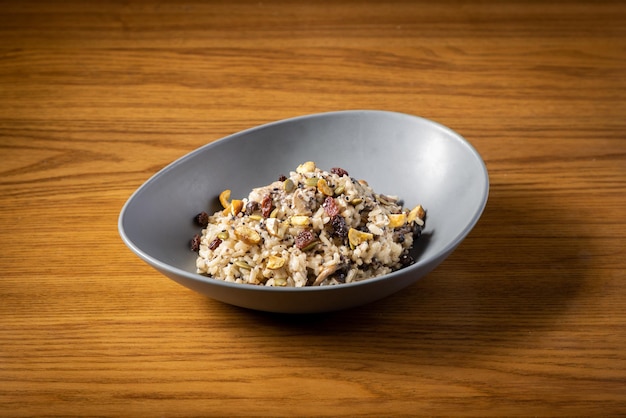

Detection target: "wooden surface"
[1, 1, 625, 416]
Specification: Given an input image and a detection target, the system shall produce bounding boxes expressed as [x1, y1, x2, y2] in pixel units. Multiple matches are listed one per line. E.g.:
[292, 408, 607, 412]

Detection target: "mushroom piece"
[312, 263, 339, 286]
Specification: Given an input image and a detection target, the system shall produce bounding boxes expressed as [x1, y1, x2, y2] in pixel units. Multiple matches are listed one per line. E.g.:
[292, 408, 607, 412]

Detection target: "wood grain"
[1, 1, 625, 416]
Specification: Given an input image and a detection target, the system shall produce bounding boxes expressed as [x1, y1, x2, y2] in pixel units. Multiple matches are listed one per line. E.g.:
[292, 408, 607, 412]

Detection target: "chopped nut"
[317, 178, 333, 196]
[348, 228, 373, 248]
[408, 204, 426, 225]
[265, 218, 280, 236]
[388, 213, 407, 228]
[219, 189, 231, 209]
[290, 215, 310, 226]
[296, 161, 316, 173]
[234, 226, 261, 245]
[266, 255, 285, 270]
[223, 199, 244, 216]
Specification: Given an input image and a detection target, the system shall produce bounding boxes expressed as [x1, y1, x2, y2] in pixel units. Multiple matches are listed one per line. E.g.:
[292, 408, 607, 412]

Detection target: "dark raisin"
[399, 253, 415, 267]
[261, 194, 273, 218]
[208, 237, 222, 251]
[323, 196, 340, 217]
[331, 167, 349, 177]
[245, 201, 259, 215]
[190, 234, 201, 252]
[278, 174, 287, 181]
[295, 229, 317, 250]
[330, 215, 349, 239]
[194, 211, 209, 227]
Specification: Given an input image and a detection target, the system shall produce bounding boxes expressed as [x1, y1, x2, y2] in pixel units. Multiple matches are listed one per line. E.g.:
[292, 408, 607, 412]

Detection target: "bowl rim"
[118, 109, 489, 293]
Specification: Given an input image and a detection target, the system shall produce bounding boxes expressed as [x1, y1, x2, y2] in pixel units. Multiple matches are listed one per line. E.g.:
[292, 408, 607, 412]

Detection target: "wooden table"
[2, 1, 625, 416]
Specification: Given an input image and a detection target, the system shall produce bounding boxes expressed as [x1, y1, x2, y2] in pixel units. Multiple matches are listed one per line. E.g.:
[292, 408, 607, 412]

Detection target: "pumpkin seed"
[301, 240, 320, 252]
[217, 230, 229, 240]
[283, 178, 295, 193]
[305, 177, 319, 187]
[334, 185, 345, 196]
[234, 260, 252, 270]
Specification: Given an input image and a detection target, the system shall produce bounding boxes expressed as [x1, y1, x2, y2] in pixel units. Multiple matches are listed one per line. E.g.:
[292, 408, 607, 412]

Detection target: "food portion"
[191, 162, 425, 287]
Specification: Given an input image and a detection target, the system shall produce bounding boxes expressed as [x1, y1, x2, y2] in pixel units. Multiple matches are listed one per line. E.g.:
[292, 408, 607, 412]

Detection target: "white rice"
[194, 162, 424, 287]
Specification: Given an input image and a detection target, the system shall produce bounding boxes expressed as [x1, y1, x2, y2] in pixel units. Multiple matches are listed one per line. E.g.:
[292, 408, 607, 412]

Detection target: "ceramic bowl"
[118, 110, 488, 313]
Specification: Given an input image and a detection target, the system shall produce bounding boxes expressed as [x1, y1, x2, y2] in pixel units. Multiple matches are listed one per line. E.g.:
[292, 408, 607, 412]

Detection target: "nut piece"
[219, 189, 231, 209]
[290, 215, 310, 226]
[348, 228, 373, 248]
[388, 213, 407, 228]
[266, 255, 285, 270]
[296, 161, 316, 174]
[317, 178, 333, 196]
[408, 204, 426, 226]
[234, 226, 261, 245]
[223, 199, 244, 216]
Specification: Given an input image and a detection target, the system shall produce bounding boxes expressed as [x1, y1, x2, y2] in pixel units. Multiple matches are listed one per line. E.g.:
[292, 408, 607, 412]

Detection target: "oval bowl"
[119, 110, 489, 313]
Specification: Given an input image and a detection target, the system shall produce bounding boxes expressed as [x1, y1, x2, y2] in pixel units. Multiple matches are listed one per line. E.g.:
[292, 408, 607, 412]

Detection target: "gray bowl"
[118, 110, 489, 313]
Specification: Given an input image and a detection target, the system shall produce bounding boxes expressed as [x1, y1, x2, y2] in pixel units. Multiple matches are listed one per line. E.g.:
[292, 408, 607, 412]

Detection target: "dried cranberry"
[331, 167, 349, 177]
[322, 196, 340, 217]
[190, 234, 201, 252]
[261, 194, 273, 218]
[194, 212, 209, 227]
[208, 237, 222, 250]
[295, 229, 317, 250]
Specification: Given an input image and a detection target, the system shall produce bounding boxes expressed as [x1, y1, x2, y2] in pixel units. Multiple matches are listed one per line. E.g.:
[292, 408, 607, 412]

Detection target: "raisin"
[322, 196, 340, 217]
[330, 215, 349, 239]
[194, 211, 209, 227]
[208, 237, 222, 250]
[399, 253, 415, 267]
[278, 174, 287, 181]
[295, 229, 317, 250]
[190, 234, 201, 252]
[331, 167, 349, 177]
[245, 201, 259, 215]
[261, 194, 273, 218]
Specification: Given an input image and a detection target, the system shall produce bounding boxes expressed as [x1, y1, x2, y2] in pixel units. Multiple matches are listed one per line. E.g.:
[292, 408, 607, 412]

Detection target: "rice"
[192, 162, 425, 287]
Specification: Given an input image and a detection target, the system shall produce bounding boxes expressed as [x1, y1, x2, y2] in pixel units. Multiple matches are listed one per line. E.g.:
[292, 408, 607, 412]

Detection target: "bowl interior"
[119, 110, 488, 312]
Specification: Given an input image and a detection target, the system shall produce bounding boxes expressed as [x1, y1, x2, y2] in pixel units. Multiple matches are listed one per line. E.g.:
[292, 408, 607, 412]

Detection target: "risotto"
[191, 162, 425, 287]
